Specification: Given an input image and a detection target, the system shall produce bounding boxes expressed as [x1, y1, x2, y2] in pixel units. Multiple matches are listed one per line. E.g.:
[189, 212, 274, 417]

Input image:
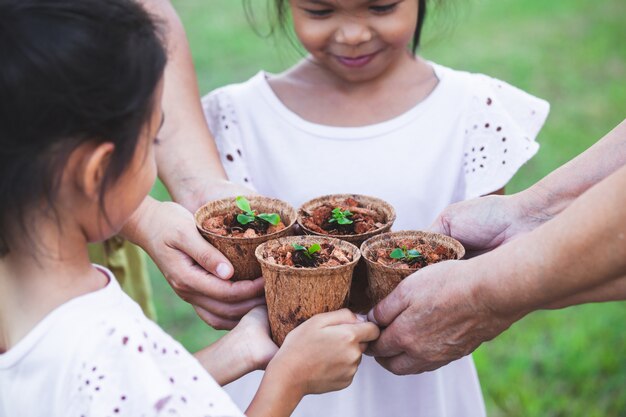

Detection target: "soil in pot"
[201, 196, 287, 238]
[195, 196, 296, 281]
[300, 197, 385, 236]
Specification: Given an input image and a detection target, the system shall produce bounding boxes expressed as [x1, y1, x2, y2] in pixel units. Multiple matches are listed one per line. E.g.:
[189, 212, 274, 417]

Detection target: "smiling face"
[289, 0, 419, 83]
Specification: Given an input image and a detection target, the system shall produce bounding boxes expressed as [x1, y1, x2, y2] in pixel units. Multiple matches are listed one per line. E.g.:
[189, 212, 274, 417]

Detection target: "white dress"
[202, 62, 549, 417]
[0, 266, 244, 417]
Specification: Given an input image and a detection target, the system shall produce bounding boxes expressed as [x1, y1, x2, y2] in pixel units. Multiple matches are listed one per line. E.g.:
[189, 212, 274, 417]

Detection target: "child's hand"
[268, 309, 380, 395]
[235, 306, 279, 371]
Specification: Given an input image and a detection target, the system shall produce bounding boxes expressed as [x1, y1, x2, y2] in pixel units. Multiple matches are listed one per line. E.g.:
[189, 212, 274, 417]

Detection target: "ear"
[79, 142, 115, 201]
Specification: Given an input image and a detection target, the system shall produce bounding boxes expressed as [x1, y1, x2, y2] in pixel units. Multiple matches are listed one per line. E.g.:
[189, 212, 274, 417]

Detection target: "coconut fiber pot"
[361, 231, 465, 305]
[195, 195, 297, 281]
[297, 194, 396, 313]
[256, 235, 360, 346]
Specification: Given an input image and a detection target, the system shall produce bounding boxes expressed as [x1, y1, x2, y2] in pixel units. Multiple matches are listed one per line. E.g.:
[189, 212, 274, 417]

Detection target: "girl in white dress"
[0, 1, 379, 416]
[203, 1, 549, 416]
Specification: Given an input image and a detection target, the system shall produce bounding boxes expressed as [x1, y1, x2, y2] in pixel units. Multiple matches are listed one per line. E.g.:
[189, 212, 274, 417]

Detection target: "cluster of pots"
[195, 194, 464, 346]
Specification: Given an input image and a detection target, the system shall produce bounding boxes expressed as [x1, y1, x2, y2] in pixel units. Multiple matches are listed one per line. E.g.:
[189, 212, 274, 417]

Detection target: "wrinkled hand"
[367, 260, 520, 375]
[269, 309, 380, 395]
[430, 193, 549, 257]
[125, 198, 265, 329]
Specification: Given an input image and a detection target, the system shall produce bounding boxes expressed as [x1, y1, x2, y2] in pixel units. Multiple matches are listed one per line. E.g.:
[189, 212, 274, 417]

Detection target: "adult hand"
[123, 197, 265, 329]
[429, 192, 551, 257]
[367, 260, 523, 375]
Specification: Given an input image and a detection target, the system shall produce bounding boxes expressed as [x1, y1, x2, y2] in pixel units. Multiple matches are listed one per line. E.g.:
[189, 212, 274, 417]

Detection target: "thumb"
[179, 231, 234, 280]
[368, 281, 411, 328]
[428, 212, 451, 235]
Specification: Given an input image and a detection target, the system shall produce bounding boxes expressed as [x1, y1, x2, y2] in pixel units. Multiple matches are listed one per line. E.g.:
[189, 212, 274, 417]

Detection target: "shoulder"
[70, 305, 243, 416]
[433, 63, 550, 125]
[202, 71, 267, 114]
[432, 64, 551, 198]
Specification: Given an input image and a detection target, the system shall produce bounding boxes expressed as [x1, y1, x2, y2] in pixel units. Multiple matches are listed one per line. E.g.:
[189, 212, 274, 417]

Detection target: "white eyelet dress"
[202, 62, 549, 417]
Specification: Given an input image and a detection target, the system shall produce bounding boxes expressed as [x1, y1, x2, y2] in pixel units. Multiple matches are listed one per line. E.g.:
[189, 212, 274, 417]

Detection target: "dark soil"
[202, 213, 286, 238]
[301, 197, 385, 236]
[267, 242, 353, 268]
[374, 238, 457, 270]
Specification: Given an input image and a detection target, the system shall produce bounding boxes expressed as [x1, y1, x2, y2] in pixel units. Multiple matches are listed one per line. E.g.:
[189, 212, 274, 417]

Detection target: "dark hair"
[0, 0, 167, 256]
[262, 0, 428, 54]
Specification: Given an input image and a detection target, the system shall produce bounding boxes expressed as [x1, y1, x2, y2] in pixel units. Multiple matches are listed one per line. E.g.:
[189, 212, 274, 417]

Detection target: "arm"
[122, 1, 261, 329]
[431, 119, 626, 256]
[139, 0, 236, 212]
[543, 274, 626, 309]
[368, 163, 626, 375]
[193, 307, 278, 386]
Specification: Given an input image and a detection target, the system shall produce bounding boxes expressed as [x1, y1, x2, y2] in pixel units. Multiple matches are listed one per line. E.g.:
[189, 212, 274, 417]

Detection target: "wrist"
[465, 253, 532, 321]
[119, 196, 160, 248]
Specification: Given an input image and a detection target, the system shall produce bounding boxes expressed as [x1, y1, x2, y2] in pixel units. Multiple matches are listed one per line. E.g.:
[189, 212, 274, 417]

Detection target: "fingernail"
[356, 314, 367, 323]
[216, 263, 232, 279]
[367, 309, 378, 325]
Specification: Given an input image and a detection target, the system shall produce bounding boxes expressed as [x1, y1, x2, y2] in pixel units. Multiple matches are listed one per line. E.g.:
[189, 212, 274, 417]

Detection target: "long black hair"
[0, 0, 167, 256]
[263, 0, 428, 54]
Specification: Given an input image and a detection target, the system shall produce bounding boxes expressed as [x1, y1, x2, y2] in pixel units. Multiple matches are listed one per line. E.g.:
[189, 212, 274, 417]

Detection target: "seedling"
[389, 246, 423, 263]
[235, 196, 281, 226]
[292, 243, 321, 259]
[328, 207, 353, 225]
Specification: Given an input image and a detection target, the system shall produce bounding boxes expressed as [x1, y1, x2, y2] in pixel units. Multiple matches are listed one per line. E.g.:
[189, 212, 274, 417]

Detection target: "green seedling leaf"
[308, 243, 321, 255]
[292, 243, 307, 252]
[292, 243, 321, 259]
[237, 213, 255, 225]
[258, 213, 281, 226]
[235, 196, 253, 214]
[407, 249, 422, 259]
[389, 248, 406, 259]
[235, 196, 282, 226]
[329, 207, 353, 225]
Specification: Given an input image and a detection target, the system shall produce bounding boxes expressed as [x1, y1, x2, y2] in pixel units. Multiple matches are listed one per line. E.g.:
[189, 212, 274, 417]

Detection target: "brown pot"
[361, 231, 465, 305]
[195, 195, 297, 281]
[256, 235, 360, 346]
[297, 194, 396, 313]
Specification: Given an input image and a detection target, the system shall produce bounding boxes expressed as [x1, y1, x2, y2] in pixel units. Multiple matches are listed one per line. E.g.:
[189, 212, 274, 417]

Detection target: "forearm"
[543, 274, 626, 309]
[515, 119, 626, 220]
[245, 364, 303, 417]
[473, 163, 626, 316]
[193, 330, 258, 386]
[141, 0, 228, 211]
[119, 196, 160, 246]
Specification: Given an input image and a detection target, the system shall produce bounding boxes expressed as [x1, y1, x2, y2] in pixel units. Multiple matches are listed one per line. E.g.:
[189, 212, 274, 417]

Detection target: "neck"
[0, 221, 107, 351]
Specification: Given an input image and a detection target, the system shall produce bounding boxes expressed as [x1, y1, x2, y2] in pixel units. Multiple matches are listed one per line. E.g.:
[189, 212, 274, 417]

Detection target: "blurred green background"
[149, 0, 626, 415]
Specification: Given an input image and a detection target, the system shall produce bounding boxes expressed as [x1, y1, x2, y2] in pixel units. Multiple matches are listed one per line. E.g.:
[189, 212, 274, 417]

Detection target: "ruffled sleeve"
[202, 89, 256, 190]
[462, 74, 549, 198]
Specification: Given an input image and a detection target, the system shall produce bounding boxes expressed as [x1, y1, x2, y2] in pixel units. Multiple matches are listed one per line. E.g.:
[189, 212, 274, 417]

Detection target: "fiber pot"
[297, 194, 396, 312]
[195, 195, 297, 281]
[256, 235, 360, 346]
[361, 231, 465, 305]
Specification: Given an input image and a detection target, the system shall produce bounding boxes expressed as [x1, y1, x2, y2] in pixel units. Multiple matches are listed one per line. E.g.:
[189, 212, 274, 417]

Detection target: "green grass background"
[149, 0, 626, 415]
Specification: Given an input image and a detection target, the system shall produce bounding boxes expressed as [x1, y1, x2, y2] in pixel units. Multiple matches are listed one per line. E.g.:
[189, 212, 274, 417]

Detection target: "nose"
[334, 20, 372, 46]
